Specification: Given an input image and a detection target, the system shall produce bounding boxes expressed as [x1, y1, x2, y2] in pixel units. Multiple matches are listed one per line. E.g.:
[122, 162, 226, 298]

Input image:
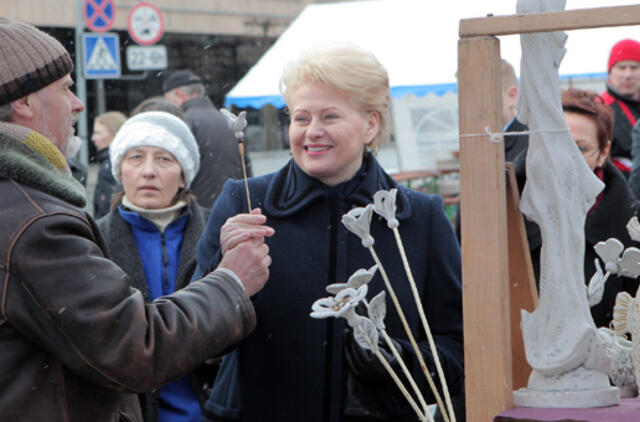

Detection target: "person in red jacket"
[600, 39, 640, 176]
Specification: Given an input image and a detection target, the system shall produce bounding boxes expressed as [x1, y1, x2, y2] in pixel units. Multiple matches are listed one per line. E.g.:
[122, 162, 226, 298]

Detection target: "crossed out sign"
[83, 0, 115, 33]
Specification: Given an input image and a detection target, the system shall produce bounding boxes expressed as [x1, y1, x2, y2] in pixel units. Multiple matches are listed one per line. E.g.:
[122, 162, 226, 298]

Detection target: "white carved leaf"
[326, 283, 348, 295]
[587, 258, 605, 307]
[368, 291, 387, 330]
[618, 247, 640, 278]
[354, 317, 379, 353]
[346, 265, 378, 290]
[627, 216, 640, 242]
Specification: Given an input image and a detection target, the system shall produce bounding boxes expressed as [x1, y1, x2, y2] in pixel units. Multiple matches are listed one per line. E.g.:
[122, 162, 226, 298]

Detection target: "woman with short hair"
[196, 43, 464, 422]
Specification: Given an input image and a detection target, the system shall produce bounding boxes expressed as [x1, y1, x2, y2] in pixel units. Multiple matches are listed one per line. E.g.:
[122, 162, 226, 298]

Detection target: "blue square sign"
[83, 33, 121, 79]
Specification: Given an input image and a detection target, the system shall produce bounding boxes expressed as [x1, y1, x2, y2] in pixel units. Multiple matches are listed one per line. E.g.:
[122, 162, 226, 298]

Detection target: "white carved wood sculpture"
[512, 0, 619, 408]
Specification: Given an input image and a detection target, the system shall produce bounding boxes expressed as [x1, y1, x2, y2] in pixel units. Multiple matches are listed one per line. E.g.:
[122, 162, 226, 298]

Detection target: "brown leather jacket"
[0, 129, 256, 421]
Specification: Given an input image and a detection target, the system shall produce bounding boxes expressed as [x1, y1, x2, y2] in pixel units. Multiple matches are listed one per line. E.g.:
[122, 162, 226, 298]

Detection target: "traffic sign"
[83, 33, 121, 79]
[83, 0, 115, 32]
[126, 45, 168, 70]
[128, 2, 165, 46]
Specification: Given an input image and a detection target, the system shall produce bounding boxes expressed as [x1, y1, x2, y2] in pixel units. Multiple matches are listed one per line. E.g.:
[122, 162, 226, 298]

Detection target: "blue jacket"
[98, 201, 210, 422]
[195, 154, 464, 422]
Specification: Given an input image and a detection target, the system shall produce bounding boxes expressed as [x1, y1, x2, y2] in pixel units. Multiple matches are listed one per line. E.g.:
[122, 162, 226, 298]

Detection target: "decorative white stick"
[344, 205, 450, 422]
[355, 323, 428, 422]
[374, 189, 456, 422]
[368, 247, 449, 422]
[221, 108, 251, 211]
[364, 292, 431, 419]
[312, 275, 432, 422]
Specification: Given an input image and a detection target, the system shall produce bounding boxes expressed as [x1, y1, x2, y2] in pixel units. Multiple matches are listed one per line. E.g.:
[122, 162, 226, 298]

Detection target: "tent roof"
[225, 0, 639, 108]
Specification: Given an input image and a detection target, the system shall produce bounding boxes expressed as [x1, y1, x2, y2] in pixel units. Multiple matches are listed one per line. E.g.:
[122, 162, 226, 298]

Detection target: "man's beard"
[61, 135, 82, 159]
[43, 113, 81, 159]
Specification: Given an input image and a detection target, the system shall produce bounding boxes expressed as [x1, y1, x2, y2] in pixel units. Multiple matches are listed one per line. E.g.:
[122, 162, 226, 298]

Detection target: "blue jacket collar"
[117, 204, 191, 233]
[263, 153, 412, 219]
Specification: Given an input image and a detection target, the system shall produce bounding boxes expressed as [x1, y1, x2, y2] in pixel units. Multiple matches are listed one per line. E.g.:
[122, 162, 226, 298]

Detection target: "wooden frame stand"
[458, 4, 640, 421]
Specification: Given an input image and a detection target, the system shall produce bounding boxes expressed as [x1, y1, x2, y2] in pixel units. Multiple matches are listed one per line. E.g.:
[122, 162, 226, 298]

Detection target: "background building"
[0, 0, 344, 163]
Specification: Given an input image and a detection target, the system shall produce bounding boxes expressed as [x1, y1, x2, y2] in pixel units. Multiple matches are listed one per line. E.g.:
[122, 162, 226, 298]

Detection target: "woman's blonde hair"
[95, 111, 127, 137]
[280, 43, 391, 153]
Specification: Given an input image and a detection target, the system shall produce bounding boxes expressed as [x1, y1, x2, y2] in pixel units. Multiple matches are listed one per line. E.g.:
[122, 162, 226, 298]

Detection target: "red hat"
[608, 39, 640, 72]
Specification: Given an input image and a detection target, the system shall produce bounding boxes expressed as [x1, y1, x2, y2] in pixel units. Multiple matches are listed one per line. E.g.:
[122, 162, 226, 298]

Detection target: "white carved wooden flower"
[310, 284, 368, 323]
[342, 204, 375, 247]
[593, 238, 640, 278]
[594, 238, 640, 278]
[595, 238, 625, 273]
[627, 216, 640, 242]
[220, 108, 248, 139]
[373, 189, 399, 229]
[326, 265, 378, 295]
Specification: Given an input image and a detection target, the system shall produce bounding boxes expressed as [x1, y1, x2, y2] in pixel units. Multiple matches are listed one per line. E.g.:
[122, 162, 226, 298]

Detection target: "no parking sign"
[83, 0, 115, 32]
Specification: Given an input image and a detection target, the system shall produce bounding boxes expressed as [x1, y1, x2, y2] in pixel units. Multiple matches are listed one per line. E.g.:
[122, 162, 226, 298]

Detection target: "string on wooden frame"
[458, 126, 569, 143]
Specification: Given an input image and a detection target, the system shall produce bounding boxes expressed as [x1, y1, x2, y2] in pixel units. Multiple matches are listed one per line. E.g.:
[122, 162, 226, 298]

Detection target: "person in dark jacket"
[195, 43, 464, 422]
[519, 89, 640, 328]
[0, 18, 272, 422]
[97, 111, 221, 422]
[163, 70, 252, 208]
[91, 110, 127, 218]
[631, 121, 640, 198]
[67, 154, 88, 186]
[600, 39, 640, 176]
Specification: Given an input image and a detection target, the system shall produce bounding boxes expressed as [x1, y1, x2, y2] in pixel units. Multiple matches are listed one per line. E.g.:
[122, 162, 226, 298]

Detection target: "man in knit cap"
[0, 18, 273, 422]
[600, 38, 640, 177]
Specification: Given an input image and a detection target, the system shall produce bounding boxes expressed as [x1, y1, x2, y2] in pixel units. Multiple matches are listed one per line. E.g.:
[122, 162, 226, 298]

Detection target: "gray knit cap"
[110, 111, 201, 188]
[0, 18, 73, 105]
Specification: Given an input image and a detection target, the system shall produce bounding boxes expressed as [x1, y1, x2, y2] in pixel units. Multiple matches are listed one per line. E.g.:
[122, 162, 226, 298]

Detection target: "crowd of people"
[1, 13, 640, 422]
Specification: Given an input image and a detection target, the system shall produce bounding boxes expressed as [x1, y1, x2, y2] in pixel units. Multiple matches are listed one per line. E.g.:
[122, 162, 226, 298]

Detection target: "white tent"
[227, 0, 640, 172]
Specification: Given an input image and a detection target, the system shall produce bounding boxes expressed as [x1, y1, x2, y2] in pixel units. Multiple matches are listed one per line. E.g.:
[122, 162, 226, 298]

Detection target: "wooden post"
[458, 36, 513, 421]
[505, 163, 539, 390]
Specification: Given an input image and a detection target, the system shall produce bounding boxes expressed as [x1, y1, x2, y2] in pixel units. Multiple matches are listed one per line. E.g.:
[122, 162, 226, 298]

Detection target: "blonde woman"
[195, 44, 463, 422]
[91, 110, 127, 218]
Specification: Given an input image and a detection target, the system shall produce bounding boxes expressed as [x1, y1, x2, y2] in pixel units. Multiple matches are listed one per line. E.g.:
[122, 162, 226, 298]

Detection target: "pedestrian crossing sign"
[83, 33, 121, 79]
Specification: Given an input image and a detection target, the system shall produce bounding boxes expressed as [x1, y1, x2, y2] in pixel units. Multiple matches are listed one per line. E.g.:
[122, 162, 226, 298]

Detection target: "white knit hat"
[110, 111, 200, 188]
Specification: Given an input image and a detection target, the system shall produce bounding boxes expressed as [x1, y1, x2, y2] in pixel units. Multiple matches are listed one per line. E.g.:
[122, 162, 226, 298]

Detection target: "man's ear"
[505, 85, 518, 105]
[10, 95, 35, 119]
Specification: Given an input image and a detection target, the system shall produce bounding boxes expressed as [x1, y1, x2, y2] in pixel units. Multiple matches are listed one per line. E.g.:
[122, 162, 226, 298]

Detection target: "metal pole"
[75, 0, 89, 167]
[96, 80, 106, 115]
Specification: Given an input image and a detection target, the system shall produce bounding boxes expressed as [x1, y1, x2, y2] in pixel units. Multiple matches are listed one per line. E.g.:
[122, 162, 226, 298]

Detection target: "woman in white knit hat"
[96, 111, 213, 422]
